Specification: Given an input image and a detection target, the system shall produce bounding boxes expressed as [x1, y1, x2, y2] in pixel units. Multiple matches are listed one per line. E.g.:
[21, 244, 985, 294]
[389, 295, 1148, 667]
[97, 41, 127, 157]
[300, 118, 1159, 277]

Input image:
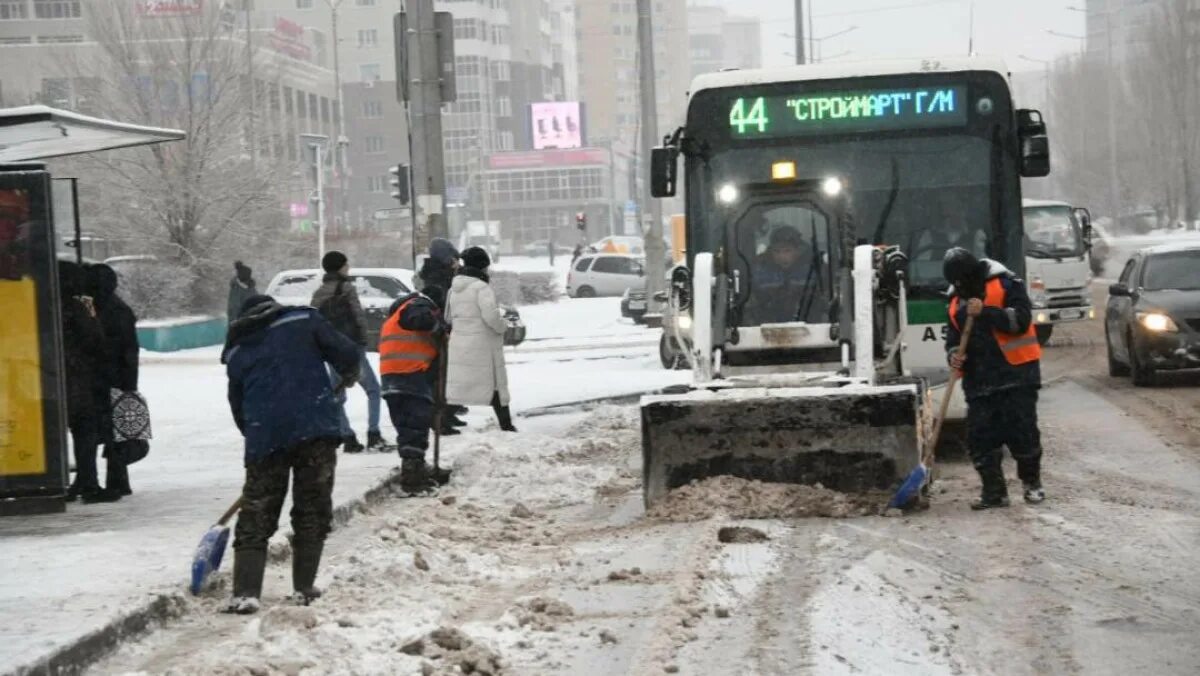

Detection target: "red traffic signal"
[575, 212, 587, 230]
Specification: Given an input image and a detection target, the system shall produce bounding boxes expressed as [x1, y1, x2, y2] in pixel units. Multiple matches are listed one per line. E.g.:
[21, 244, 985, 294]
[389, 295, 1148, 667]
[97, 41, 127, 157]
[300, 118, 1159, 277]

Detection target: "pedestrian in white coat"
[445, 247, 517, 432]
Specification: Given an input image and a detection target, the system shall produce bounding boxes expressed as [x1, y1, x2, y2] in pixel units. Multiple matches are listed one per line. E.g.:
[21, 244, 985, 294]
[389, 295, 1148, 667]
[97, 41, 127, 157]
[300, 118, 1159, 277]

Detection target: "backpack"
[317, 280, 360, 341]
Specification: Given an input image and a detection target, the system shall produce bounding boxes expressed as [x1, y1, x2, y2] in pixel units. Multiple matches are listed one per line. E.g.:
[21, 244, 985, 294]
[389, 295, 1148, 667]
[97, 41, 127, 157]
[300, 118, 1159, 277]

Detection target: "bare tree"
[49, 0, 298, 312]
[1130, 0, 1200, 226]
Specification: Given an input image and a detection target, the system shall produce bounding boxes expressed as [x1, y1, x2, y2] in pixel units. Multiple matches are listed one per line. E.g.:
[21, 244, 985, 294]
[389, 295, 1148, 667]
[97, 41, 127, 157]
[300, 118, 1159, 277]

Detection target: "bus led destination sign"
[728, 85, 968, 138]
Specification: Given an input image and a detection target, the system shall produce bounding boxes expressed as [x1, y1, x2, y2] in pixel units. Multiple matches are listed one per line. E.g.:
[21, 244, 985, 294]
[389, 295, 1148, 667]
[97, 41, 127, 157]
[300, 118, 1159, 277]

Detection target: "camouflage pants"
[233, 438, 339, 553]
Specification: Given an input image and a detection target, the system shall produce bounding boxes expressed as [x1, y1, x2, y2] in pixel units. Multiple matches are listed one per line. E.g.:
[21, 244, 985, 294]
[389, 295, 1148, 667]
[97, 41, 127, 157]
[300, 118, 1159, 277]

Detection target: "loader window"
[733, 202, 833, 326]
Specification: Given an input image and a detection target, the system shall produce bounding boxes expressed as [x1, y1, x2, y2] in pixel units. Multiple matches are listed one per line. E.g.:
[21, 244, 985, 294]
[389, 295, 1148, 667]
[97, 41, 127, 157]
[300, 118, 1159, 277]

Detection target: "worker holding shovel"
[943, 248, 1045, 510]
[220, 294, 361, 614]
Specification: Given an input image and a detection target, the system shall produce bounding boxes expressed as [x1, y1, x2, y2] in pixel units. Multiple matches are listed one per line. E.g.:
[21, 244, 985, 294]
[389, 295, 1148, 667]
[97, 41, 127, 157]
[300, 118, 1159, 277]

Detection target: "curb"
[518, 391, 658, 418]
[6, 468, 405, 676]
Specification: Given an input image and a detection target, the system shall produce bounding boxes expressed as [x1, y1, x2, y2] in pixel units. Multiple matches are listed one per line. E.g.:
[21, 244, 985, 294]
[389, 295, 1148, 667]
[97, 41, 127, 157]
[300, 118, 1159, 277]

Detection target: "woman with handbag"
[445, 247, 517, 432]
[89, 264, 146, 496]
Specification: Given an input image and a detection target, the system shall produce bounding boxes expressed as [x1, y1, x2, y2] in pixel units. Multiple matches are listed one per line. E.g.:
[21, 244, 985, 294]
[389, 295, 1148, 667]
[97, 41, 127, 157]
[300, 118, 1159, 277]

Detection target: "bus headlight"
[717, 184, 739, 204]
[821, 177, 844, 197]
[1137, 312, 1179, 333]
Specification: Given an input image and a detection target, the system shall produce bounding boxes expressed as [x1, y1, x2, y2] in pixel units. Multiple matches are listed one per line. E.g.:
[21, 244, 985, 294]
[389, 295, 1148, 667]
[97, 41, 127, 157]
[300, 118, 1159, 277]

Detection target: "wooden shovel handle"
[925, 314, 975, 465]
[217, 497, 244, 526]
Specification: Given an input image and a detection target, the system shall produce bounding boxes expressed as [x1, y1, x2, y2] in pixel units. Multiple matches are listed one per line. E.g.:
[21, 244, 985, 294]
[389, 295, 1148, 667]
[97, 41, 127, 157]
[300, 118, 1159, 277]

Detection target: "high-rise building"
[576, 0, 689, 149]
[687, 4, 762, 80]
[1084, 0, 1159, 66]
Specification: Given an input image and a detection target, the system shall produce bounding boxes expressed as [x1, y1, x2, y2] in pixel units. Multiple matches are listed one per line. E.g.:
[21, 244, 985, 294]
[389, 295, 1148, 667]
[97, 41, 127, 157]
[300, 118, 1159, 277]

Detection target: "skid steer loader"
[641, 176, 927, 506]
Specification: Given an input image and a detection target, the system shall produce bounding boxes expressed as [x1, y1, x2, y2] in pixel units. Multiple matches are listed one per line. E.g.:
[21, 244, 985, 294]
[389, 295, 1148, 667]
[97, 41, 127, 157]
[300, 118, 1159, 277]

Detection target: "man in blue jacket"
[221, 294, 361, 614]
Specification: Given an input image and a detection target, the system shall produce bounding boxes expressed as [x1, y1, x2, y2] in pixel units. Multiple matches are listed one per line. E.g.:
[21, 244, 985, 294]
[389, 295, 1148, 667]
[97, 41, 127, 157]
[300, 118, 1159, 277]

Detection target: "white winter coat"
[445, 273, 511, 406]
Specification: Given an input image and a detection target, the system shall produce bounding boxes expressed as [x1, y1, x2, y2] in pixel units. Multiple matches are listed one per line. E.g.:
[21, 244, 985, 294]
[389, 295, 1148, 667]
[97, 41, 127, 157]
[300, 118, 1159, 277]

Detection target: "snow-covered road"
[0, 296, 685, 675]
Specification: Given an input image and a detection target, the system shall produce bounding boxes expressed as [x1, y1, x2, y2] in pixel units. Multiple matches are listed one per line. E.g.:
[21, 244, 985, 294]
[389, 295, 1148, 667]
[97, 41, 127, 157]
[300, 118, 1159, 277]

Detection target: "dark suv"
[1105, 244, 1200, 386]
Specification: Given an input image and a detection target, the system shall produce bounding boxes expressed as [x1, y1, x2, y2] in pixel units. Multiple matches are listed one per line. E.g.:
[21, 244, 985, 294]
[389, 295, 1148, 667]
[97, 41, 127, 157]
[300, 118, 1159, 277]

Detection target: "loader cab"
[707, 178, 851, 369]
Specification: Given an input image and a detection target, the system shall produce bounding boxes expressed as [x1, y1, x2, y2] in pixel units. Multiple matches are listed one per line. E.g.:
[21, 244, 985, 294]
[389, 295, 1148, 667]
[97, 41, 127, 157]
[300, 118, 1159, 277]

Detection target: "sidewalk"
[0, 298, 685, 674]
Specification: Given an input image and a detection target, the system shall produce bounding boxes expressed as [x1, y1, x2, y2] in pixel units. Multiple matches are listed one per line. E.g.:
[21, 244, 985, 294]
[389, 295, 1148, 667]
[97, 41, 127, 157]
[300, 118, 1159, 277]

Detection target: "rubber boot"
[970, 463, 1010, 511]
[225, 549, 267, 614]
[494, 405, 517, 433]
[400, 456, 437, 495]
[291, 541, 324, 606]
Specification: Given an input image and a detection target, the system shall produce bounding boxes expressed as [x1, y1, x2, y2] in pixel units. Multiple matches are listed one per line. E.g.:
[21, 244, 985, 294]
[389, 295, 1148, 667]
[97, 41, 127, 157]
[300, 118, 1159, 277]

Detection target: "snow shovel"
[889, 315, 975, 509]
[189, 497, 243, 595]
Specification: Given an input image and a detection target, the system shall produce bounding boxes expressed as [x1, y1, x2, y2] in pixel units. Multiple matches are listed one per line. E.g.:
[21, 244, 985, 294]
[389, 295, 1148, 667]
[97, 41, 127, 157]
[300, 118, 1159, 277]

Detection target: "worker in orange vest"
[943, 248, 1045, 510]
[379, 286, 450, 495]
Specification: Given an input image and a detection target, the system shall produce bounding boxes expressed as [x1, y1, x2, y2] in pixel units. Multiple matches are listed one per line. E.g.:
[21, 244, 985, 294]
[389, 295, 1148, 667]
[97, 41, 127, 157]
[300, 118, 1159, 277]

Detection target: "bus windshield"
[1023, 205, 1084, 258]
[683, 71, 1022, 296]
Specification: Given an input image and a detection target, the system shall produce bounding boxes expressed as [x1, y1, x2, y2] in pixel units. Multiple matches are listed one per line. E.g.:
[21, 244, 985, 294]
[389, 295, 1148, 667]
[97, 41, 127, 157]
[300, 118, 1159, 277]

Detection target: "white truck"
[1022, 199, 1096, 345]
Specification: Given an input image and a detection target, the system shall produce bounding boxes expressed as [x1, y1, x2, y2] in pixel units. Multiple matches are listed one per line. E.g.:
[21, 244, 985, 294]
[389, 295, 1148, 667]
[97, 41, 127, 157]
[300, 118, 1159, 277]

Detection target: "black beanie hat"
[322, 250, 349, 273]
[461, 246, 491, 270]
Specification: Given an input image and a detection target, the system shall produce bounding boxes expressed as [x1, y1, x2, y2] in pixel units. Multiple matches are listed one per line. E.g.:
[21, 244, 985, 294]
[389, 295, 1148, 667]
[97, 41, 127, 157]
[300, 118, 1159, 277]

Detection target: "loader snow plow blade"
[641, 384, 923, 508]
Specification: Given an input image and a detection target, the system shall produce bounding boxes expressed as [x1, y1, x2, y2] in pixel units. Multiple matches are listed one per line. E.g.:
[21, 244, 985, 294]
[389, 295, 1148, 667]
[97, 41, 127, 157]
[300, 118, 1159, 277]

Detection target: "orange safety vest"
[378, 299, 439, 375]
[949, 277, 1042, 366]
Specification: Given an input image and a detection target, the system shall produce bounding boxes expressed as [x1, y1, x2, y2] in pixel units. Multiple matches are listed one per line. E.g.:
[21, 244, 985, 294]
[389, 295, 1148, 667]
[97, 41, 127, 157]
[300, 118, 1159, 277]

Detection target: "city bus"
[651, 57, 1050, 416]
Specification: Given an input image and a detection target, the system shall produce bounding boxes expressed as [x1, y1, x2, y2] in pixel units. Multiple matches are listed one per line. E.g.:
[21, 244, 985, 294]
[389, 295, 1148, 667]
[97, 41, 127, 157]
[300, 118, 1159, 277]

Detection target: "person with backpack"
[311, 251, 384, 454]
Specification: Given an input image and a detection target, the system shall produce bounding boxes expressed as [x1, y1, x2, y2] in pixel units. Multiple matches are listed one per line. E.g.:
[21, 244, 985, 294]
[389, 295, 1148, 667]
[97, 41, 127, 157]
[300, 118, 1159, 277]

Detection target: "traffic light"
[389, 163, 410, 205]
[575, 211, 587, 231]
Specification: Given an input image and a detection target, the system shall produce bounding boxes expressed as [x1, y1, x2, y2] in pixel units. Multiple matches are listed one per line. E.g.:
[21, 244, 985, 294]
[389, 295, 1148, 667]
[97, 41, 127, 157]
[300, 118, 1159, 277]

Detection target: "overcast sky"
[714, 0, 1089, 73]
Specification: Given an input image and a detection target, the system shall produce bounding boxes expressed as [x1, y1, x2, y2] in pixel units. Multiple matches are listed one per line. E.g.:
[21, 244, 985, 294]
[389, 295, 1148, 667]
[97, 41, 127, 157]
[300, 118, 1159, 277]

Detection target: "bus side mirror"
[651, 146, 679, 198]
[1017, 109, 1050, 178]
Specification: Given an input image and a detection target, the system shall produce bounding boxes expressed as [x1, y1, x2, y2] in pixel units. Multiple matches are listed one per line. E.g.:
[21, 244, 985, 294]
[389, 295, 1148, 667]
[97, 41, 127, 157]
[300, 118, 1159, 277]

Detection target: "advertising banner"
[531, 101, 584, 150]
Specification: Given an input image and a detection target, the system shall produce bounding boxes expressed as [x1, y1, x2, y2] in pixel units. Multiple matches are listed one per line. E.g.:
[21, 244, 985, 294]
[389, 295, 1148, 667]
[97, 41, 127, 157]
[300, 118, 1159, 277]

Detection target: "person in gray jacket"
[310, 251, 384, 453]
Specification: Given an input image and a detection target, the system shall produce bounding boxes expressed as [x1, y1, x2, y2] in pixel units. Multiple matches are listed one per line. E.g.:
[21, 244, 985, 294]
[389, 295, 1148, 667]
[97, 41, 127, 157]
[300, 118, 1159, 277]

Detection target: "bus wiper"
[871, 157, 900, 245]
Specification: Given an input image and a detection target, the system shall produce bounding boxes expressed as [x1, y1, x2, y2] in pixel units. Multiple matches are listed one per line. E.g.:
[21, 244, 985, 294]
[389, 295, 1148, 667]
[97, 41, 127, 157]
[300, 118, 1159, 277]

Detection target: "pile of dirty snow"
[648, 476, 883, 521]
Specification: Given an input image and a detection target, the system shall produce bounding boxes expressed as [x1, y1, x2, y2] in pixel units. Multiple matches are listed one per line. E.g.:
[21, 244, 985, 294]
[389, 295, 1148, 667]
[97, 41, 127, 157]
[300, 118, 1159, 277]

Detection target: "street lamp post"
[323, 0, 348, 231]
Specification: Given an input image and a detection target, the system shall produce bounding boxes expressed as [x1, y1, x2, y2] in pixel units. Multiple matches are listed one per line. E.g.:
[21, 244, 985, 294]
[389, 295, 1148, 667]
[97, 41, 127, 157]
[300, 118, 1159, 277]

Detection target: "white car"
[264, 268, 416, 350]
[567, 253, 644, 297]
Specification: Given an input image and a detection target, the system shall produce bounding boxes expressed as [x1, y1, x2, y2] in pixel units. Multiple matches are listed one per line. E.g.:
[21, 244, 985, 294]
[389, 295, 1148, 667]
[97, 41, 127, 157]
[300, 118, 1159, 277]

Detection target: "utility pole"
[794, 0, 806, 64]
[636, 0, 666, 315]
[1104, 12, 1121, 225]
[405, 0, 449, 255]
[325, 0, 348, 231]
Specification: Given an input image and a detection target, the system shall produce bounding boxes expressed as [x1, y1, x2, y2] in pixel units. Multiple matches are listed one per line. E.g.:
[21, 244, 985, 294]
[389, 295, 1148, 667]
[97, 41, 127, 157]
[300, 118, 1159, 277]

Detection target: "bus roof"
[1022, 199, 1073, 209]
[689, 56, 1010, 99]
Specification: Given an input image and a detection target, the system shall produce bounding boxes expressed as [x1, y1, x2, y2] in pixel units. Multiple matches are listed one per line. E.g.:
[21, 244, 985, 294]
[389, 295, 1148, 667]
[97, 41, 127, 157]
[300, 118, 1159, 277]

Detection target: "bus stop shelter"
[0, 106, 183, 515]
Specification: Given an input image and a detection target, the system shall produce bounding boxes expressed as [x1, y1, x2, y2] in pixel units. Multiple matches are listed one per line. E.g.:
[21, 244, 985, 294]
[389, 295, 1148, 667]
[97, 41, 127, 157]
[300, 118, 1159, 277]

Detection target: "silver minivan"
[567, 253, 644, 297]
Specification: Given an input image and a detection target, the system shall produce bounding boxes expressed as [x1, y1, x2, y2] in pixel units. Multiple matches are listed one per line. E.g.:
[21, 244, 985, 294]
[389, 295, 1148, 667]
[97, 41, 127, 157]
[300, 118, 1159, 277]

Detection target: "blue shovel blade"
[889, 463, 929, 510]
[189, 525, 231, 596]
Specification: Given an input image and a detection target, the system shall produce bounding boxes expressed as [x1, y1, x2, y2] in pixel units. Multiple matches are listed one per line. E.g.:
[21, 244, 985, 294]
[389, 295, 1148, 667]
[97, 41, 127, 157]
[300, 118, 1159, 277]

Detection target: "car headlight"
[676, 315, 692, 331]
[1137, 312, 1179, 333]
[1028, 276, 1047, 307]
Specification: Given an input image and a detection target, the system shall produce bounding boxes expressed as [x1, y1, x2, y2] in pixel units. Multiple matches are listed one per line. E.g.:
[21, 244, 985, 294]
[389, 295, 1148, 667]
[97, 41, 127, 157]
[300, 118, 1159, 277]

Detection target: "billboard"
[531, 102, 584, 150]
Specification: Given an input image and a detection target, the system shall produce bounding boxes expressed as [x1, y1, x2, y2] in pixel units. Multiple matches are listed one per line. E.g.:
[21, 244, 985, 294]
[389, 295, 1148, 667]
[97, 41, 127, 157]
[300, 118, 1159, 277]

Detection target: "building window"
[36, 34, 84, 43]
[284, 86, 294, 113]
[0, 0, 28, 20]
[367, 175, 387, 193]
[296, 0, 313, 8]
[359, 63, 381, 81]
[357, 29, 377, 47]
[320, 96, 330, 123]
[364, 135, 384, 154]
[33, 0, 79, 19]
[355, 0, 376, 6]
[362, 99, 383, 118]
